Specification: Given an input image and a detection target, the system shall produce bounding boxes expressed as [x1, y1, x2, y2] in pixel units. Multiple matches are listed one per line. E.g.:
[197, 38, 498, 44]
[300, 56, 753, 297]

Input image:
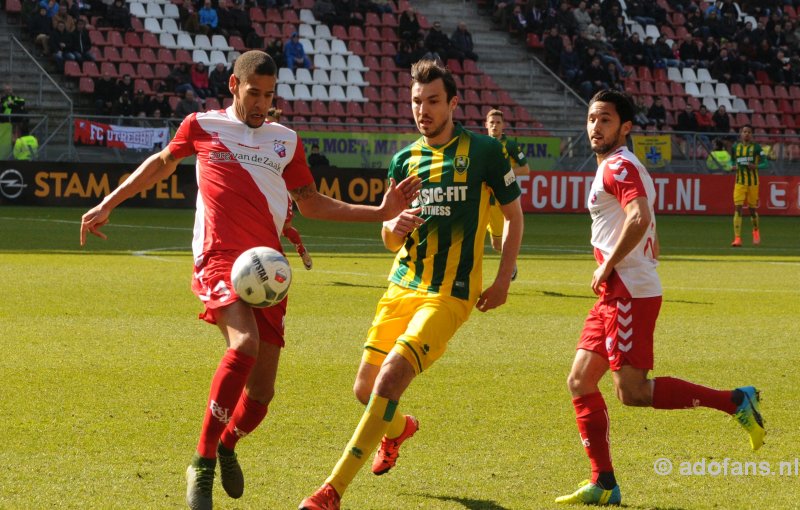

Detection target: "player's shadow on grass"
[416, 493, 510, 510]
[329, 281, 388, 290]
[534, 290, 712, 306]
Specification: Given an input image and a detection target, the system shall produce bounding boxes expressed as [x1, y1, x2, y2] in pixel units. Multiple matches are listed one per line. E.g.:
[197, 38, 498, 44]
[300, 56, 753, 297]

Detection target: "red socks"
[197, 349, 256, 458]
[572, 392, 613, 483]
[652, 377, 736, 414]
[219, 392, 269, 451]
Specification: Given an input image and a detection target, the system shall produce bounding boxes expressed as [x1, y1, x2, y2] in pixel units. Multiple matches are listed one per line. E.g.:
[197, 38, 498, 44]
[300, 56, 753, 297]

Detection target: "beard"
[418, 117, 448, 140]
[590, 127, 623, 157]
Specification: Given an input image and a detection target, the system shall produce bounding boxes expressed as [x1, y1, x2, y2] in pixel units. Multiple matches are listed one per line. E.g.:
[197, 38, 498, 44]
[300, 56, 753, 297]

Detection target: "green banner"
[297, 130, 561, 170]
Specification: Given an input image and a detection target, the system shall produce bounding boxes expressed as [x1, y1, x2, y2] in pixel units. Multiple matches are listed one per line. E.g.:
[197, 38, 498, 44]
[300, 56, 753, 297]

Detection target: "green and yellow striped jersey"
[500, 134, 528, 168]
[387, 124, 521, 301]
[730, 142, 763, 186]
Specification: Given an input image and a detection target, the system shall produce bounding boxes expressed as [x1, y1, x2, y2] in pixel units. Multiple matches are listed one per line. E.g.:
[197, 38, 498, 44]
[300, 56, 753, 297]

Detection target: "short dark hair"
[589, 89, 635, 125]
[233, 50, 276, 81]
[741, 123, 753, 131]
[410, 58, 457, 101]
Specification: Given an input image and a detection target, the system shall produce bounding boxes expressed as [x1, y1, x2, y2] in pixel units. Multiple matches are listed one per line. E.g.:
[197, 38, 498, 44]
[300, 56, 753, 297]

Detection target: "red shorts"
[577, 296, 662, 371]
[191, 250, 287, 347]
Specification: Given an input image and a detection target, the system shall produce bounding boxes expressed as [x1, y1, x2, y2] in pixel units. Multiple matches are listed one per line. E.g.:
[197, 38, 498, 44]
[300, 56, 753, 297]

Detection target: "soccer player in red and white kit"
[79, 51, 420, 510]
[555, 90, 765, 506]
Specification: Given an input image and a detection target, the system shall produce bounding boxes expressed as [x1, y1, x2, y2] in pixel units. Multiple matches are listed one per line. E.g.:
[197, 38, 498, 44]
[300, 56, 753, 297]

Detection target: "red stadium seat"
[463, 74, 480, 91]
[229, 35, 246, 52]
[381, 12, 397, 26]
[107, 30, 124, 47]
[364, 12, 380, 27]
[365, 26, 381, 41]
[743, 84, 759, 99]
[364, 102, 381, 118]
[654, 81, 670, 97]
[118, 62, 136, 79]
[283, 10, 299, 24]
[526, 33, 544, 49]
[669, 82, 686, 97]
[100, 61, 119, 78]
[750, 113, 766, 130]
[124, 31, 143, 47]
[671, 95, 686, 112]
[379, 86, 398, 103]
[380, 26, 398, 43]
[204, 97, 221, 111]
[121, 47, 141, 64]
[462, 59, 478, 74]
[134, 79, 151, 94]
[293, 100, 311, 117]
[749, 99, 764, 114]
[328, 101, 346, 118]
[103, 46, 123, 63]
[249, 7, 266, 23]
[346, 101, 364, 118]
[778, 99, 794, 115]
[758, 84, 776, 100]
[332, 25, 348, 40]
[380, 102, 399, 118]
[175, 49, 192, 65]
[363, 86, 380, 102]
[79, 77, 94, 94]
[157, 48, 175, 65]
[379, 42, 395, 56]
[139, 47, 157, 64]
[82, 60, 100, 78]
[446, 59, 463, 74]
[89, 30, 105, 47]
[479, 74, 499, 90]
[464, 104, 482, 121]
[154, 63, 171, 79]
[380, 56, 398, 72]
[311, 100, 329, 118]
[348, 25, 365, 41]
[729, 83, 745, 98]
[136, 63, 154, 80]
[479, 89, 499, 106]
[462, 89, 479, 106]
[763, 99, 778, 115]
[64, 60, 81, 78]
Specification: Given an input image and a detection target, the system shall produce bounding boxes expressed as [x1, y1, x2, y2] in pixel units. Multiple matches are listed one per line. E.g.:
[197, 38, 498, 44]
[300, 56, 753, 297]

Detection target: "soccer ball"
[231, 247, 292, 308]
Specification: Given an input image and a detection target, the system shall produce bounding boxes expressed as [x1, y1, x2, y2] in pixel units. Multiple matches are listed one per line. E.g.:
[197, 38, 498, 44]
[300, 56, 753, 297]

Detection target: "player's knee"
[353, 381, 371, 406]
[246, 385, 275, 405]
[566, 372, 586, 396]
[614, 382, 650, 407]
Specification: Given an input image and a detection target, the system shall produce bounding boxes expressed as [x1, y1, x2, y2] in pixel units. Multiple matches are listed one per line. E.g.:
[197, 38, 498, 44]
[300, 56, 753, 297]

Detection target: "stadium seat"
[681, 67, 698, 83]
[683, 81, 701, 98]
[103, 46, 123, 63]
[146, 3, 165, 18]
[464, 105, 482, 121]
[654, 81, 670, 97]
[758, 84, 776, 100]
[144, 17, 162, 34]
[743, 84, 759, 99]
[209, 50, 227, 66]
[119, 62, 136, 79]
[311, 100, 329, 118]
[330, 39, 350, 56]
[89, 30, 105, 47]
[82, 60, 100, 78]
[313, 54, 331, 70]
[128, 2, 146, 18]
[329, 54, 348, 70]
[731, 98, 750, 114]
[698, 83, 715, 98]
[311, 68, 330, 85]
[192, 50, 210, 66]
[107, 30, 124, 47]
[479, 90, 499, 106]
[667, 67, 683, 82]
[717, 97, 733, 113]
[329, 69, 348, 87]
[161, 18, 179, 35]
[696, 68, 716, 83]
[328, 101, 346, 118]
[345, 85, 365, 102]
[346, 101, 364, 118]
[311, 84, 329, 101]
[348, 25, 366, 41]
[79, 77, 94, 94]
[124, 31, 143, 48]
[715, 83, 733, 99]
[277, 83, 294, 100]
[329, 85, 347, 101]
[283, 10, 299, 24]
[159, 33, 178, 50]
[299, 8, 317, 25]
[294, 84, 313, 101]
[347, 55, 368, 72]
[122, 46, 141, 64]
[751, 113, 767, 130]
[211, 35, 233, 52]
[526, 33, 544, 49]
[314, 39, 332, 55]
[380, 86, 397, 103]
[64, 60, 81, 78]
[365, 26, 381, 41]
[702, 97, 717, 111]
[163, 2, 179, 19]
[380, 27, 399, 43]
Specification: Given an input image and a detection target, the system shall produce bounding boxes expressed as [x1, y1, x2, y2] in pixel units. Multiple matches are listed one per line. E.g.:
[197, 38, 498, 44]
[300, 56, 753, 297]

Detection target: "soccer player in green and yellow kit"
[299, 59, 524, 510]
[729, 124, 764, 247]
[485, 108, 529, 279]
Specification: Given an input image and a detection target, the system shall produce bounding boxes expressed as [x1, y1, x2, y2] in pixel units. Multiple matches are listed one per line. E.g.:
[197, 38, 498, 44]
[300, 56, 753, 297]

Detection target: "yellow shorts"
[487, 202, 504, 240]
[733, 183, 759, 207]
[363, 283, 473, 374]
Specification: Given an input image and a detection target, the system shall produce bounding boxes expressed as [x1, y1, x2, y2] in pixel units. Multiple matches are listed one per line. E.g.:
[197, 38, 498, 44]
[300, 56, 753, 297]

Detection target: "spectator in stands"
[105, 0, 131, 31]
[70, 17, 94, 63]
[510, 5, 528, 36]
[571, 1, 591, 34]
[632, 95, 652, 129]
[678, 33, 700, 67]
[698, 36, 719, 68]
[605, 61, 623, 91]
[146, 91, 172, 118]
[492, 0, 513, 31]
[695, 105, 714, 133]
[114, 90, 133, 116]
[559, 39, 581, 84]
[542, 26, 563, 71]
[754, 38, 774, 71]
[131, 89, 149, 117]
[710, 47, 734, 82]
[116, 73, 134, 98]
[554, 1, 577, 37]
[226, 1, 254, 42]
[93, 71, 116, 114]
[647, 96, 667, 130]
[676, 103, 697, 132]
[265, 38, 285, 68]
[48, 20, 75, 72]
[51, 3, 75, 32]
[284, 32, 312, 71]
[29, 6, 52, 56]
[1, 85, 27, 124]
[307, 143, 330, 169]
[451, 22, 478, 62]
[425, 21, 459, 62]
[769, 49, 794, 85]
[606, 14, 628, 48]
[209, 62, 232, 100]
[190, 62, 213, 100]
[12, 123, 38, 160]
[167, 63, 194, 95]
[578, 55, 610, 100]
[397, 8, 422, 44]
[181, 1, 200, 34]
[730, 51, 757, 85]
[524, 2, 546, 35]
[585, 16, 606, 44]
[312, 0, 338, 26]
[622, 32, 648, 67]
[174, 89, 202, 118]
[198, 0, 218, 36]
[394, 40, 417, 69]
[712, 105, 731, 135]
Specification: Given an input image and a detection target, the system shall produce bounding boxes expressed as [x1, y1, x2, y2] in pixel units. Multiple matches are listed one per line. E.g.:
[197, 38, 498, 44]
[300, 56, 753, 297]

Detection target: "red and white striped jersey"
[168, 107, 314, 265]
[587, 146, 661, 299]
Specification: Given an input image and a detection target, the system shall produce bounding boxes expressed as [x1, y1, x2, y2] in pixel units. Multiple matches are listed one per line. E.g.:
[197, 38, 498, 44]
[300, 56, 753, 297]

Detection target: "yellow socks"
[326, 394, 398, 496]
[733, 211, 742, 237]
[385, 409, 407, 439]
[751, 211, 759, 232]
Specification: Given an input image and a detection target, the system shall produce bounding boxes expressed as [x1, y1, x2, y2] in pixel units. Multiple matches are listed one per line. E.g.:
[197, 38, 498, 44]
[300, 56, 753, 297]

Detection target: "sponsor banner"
[297, 131, 561, 170]
[632, 134, 672, 168]
[2, 161, 798, 215]
[517, 171, 800, 215]
[74, 119, 170, 150]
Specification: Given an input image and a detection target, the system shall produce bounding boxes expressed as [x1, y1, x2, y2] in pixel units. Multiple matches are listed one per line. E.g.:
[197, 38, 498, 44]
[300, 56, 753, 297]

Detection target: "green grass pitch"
[0, 206, 798, 509]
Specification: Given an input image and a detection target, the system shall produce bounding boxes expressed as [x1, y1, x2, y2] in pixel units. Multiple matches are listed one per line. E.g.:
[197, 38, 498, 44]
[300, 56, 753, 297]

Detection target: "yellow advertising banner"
[632, 134, 671, 168]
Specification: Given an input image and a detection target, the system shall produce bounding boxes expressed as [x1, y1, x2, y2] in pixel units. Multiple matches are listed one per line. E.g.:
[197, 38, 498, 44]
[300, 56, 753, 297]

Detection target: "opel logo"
[0, 169, 26, 200]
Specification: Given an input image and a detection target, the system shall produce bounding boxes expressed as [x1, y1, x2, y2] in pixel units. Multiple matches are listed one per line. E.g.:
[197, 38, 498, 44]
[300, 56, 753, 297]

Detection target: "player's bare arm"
[80, 148, 181, 245]
[476, 197, 524, 312]
[381, 207, 424, 252]
[591, 196, 651, 295]
[291, 176, 421, 222]
[513, 162, 530, 176]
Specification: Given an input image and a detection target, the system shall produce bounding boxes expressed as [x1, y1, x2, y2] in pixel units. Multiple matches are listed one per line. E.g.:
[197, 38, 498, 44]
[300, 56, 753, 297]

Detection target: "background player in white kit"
[555, 89, 765, 506]
[79, 51, 420, 510]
